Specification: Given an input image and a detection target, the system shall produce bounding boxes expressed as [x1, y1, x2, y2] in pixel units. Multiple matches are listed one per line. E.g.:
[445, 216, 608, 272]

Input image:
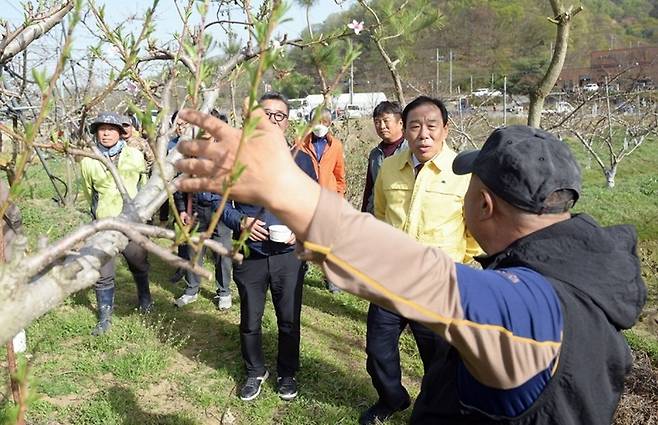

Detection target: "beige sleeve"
[303, 189, 462, 333]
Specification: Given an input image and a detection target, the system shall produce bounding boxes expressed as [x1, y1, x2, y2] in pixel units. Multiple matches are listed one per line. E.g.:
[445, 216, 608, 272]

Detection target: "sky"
[1, 0, 354, 69]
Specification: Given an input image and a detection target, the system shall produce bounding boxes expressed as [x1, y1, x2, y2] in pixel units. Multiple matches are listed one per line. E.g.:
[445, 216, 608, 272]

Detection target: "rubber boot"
[135, 273, 153, 314]
[92, 286, 114, 336]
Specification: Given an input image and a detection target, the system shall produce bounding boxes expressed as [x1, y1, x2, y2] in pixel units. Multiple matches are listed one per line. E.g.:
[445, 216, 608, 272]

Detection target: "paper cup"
[269, 225, 292, 243]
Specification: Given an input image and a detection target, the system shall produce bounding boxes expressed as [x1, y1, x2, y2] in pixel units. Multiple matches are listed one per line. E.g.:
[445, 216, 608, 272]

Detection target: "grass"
[0, 122, 657, 424]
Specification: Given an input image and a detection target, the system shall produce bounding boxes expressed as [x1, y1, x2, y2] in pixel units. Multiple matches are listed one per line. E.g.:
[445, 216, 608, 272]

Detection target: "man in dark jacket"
[222, 92, 316, 403]
[171, 110, 233, 310]
[360, 101, 407, 214]
[174, 109, 647, 424]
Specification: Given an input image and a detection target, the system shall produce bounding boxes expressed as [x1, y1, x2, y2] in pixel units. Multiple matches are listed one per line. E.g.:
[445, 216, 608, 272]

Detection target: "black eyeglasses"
[264, 110, 288, 122]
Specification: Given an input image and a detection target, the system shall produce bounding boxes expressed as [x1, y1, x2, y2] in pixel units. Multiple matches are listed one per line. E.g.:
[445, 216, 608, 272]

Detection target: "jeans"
[180, 202, 232, 297]
[365, 303, 450, 409]
[233, 250, 304, 378]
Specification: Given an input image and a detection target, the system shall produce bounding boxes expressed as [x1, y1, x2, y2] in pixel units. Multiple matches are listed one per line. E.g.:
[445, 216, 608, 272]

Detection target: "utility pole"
[449, 50, 453, 95]
[349, 61, 354, 104]
[435, 48, 440, 96]
[470, 75, 473, 94]
[491, 73, 494, 89]
[503, 75, 508, 126]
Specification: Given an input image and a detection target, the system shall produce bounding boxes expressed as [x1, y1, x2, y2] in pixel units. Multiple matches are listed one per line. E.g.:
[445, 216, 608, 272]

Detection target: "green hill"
[279, 0, 658, 98]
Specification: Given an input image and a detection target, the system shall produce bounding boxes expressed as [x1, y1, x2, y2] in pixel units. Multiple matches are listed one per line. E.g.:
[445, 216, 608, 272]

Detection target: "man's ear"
[480, 188, 495, 220]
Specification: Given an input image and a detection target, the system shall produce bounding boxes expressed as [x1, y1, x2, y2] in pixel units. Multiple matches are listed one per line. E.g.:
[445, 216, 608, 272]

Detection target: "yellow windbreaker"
[373, 144, 481, 263]
[80, 145, 146, 219]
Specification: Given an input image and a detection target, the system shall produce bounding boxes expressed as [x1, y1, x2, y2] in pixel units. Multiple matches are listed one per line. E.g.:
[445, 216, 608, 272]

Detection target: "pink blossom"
[347, 20, 364, 35]
[125, 80, 138, 95]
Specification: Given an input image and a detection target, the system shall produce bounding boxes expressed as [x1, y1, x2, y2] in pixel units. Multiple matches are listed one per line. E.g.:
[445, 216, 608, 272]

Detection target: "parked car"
[472, 88, 502, 97]
[506, 105, 524, 113]
[542, 101, 574, 115]
[344, 104, 364, 119]
[583, 83, 599, 92]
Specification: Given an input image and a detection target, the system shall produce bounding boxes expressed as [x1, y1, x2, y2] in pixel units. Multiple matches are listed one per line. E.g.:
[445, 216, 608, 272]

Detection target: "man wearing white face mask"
[301, 109, 346, 197]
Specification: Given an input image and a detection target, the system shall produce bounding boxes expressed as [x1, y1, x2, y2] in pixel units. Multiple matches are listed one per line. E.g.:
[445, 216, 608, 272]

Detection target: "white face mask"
[312, 124, 329, 138]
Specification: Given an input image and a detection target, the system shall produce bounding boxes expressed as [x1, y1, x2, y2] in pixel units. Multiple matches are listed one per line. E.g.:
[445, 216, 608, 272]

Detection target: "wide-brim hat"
[89, 112, 127, 135]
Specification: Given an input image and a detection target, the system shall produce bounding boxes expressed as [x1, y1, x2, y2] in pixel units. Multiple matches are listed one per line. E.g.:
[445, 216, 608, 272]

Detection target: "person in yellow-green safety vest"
[80, 111, 152, 336]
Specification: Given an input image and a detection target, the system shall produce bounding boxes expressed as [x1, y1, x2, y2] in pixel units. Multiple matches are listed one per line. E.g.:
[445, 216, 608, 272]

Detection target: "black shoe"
[239, 370, 269, 401]
[277, 376, 298, 401]
[359, 398, 411, 425]
[325, 280, 342, 294]
[138, 301, 154, 314]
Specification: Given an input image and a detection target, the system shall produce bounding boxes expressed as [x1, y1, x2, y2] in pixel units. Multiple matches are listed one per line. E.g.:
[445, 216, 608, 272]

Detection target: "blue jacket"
[222, 151, 316, 257]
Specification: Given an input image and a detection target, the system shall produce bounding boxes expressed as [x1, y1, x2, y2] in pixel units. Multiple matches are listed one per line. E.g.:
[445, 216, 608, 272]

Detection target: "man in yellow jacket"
[80, 112, 152, 336]
[363, 96, 480, 424]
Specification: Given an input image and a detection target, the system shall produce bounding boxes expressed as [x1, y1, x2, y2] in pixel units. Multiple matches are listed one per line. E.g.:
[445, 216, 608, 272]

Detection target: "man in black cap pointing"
[173, 102, 646, 424]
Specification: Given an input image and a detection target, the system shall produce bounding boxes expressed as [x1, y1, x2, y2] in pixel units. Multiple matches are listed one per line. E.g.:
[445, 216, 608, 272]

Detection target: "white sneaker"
[217, 295, 232, 310]
[174, 293, 198, 307]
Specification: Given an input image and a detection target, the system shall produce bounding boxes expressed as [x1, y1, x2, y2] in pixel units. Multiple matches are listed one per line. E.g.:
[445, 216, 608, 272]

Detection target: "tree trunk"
[323, 92, 333, 109]
[527, 1, 582, 128]
[373, 38, 405, 105]
[605, 164, 617, 188]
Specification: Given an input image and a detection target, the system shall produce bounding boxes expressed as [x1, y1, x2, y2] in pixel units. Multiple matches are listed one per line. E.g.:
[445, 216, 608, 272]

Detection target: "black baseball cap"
[453, 125, 581, 214]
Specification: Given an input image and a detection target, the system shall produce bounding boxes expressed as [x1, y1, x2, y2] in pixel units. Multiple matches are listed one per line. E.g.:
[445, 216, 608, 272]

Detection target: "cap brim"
[452, 150, 480, 175]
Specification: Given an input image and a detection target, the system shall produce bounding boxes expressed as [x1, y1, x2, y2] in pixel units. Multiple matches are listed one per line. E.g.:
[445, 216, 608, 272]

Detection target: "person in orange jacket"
[301, 109, 346, 197]
[300, 108, 347, 293]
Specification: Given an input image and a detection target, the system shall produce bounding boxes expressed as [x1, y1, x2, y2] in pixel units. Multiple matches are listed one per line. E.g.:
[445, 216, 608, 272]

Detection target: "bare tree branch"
[0, 1, 74, 65]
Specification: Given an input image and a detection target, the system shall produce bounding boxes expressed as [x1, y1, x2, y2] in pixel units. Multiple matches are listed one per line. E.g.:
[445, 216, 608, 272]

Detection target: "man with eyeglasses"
[220, 92, 316, 402]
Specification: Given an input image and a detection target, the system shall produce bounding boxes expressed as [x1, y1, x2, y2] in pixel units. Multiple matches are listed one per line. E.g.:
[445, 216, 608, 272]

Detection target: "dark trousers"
[159, 202, 169, 222]
[365, 303, 450, 409]
[180, 202, 232, 297]
[95, 240, 150, 289]
[233, 250, 304, 378]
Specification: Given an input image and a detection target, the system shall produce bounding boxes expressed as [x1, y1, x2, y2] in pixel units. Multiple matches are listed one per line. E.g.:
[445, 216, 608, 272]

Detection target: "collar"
[378, 135, 405, 150]
[97, 139, 126, 157]
[474, 213, 580, 269]
[401, 142, 454, 172]
[306, 132, 333, 146]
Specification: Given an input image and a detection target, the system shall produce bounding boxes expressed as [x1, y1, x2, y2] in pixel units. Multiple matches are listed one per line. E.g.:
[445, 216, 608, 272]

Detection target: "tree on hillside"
[356, 0, 440, 104]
